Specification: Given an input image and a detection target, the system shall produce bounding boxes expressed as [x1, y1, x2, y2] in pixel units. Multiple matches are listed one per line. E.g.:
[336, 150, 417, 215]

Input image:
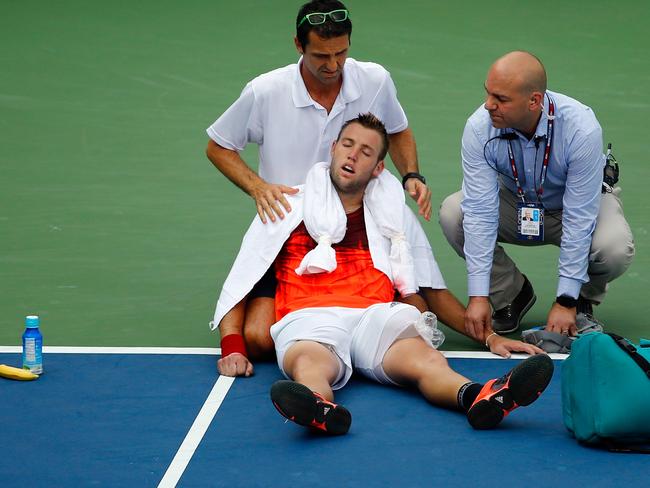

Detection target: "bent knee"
[284, 342, 340, 379]
[411, 347, 449, 376]
[243, 323, 275, 360]
[289, 350, 320, 374]
[591, 235, 636, 274]
[438, 191, 465, 252]
[439, 192, 462, 224]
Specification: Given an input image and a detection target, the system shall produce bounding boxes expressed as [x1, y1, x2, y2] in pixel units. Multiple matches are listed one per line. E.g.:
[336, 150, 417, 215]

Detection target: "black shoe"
[270, 380, 351, 435]
[467, 354, 554, 430]
[492, 276, 536, 334]
[576, 295, 593, 316]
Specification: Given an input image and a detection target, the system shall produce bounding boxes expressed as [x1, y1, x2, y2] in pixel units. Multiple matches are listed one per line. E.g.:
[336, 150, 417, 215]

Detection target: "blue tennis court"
[2, 1, 648, 486]
[1, 350, 645, 487]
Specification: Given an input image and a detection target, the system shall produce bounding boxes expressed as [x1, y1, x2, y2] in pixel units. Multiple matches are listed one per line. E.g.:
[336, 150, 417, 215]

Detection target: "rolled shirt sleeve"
[460, 119, 500, 297]
[556, 125, 604, 298]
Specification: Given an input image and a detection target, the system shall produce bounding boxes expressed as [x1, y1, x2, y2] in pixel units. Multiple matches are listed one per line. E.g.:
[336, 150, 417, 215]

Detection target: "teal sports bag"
[562, 332, 650, 452]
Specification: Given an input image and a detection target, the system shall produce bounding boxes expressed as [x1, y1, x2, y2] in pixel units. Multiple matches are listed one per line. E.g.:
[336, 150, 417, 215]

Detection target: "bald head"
[490, 51, 547, 95]
[483, 51, 548, 135]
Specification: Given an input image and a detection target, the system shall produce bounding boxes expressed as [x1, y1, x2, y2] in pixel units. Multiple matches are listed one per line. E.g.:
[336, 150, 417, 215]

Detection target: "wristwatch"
[555, 295, 578, 309]
[401, 172, 426, 189]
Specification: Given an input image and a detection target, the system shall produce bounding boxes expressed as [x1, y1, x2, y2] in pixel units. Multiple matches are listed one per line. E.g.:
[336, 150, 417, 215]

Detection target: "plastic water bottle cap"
[25, 315, 40, 328]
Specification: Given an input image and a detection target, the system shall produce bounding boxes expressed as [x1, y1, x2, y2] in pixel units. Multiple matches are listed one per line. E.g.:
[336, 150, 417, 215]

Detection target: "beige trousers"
[439, 187, 635, 309]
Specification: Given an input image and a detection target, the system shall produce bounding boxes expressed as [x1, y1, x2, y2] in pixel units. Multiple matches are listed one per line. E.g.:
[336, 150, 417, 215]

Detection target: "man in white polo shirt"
[206, 0, 465, 361]
[207, 0, 430, 224]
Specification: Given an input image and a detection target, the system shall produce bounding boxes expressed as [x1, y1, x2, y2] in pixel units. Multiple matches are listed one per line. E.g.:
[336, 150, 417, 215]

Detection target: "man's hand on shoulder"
[251, 180, 299, 224]
[217, 352, 254, 377]
[404, 178, 432, 221]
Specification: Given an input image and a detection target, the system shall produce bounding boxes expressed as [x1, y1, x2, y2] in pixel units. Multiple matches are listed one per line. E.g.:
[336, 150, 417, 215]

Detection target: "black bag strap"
[607, 333, 650, 379]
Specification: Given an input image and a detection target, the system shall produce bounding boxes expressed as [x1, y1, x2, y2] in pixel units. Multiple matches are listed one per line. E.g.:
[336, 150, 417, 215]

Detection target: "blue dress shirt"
[461, 90, 605, 299]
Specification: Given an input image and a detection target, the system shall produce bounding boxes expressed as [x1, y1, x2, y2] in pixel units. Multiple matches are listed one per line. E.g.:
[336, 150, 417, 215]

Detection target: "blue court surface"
[0, 349, 645, 487]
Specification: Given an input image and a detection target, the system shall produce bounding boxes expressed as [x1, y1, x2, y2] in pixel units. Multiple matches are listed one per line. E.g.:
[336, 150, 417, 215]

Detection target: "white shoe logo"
[323, 406, 331, 415]
[495, 395, 504, 404]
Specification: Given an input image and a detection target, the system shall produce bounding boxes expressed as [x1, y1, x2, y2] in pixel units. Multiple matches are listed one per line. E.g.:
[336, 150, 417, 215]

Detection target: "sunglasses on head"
[298, 9, 349, 27]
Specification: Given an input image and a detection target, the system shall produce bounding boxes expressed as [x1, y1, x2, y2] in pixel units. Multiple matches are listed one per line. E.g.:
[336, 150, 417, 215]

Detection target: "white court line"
[0, 346, 566, 360]
[0, 346, 220, 355]
[442, 351, 568, 361]
[157, 375, 236, 488]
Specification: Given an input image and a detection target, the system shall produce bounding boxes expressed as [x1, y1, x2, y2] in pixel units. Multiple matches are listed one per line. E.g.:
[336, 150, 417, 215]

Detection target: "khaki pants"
[439, 187, 635, 309]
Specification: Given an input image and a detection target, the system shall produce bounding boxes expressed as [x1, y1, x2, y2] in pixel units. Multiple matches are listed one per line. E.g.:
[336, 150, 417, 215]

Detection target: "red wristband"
[220, 334, 248, 358]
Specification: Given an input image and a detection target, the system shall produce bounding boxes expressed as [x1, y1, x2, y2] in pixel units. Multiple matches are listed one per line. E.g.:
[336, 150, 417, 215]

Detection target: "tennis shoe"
[467, 354, 553, 429]
[270, 380, 351, 435]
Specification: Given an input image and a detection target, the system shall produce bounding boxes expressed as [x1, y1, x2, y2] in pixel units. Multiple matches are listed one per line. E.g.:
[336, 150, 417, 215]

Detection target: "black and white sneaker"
[467, 354, 554, 430]
[270, 380, 351, 435]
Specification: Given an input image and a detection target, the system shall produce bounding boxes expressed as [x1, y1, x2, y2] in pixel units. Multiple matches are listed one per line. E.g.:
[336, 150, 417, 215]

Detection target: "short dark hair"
[337, 113, 390, 161]
[296, 0, 352, 50]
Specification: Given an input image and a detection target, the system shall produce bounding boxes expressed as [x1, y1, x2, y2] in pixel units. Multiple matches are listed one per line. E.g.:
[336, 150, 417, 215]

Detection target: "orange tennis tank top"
[274, 206, 394, 321]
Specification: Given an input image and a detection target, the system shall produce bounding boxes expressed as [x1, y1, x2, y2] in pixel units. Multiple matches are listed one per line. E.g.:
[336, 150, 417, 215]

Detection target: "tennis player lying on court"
[212, 113, 551, 434]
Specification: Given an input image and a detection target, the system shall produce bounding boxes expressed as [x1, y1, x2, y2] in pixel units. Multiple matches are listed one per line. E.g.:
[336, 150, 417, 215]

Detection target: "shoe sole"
[467, 354, 554, 429]
[493, 293, 537, 334]
[270, 380, 351, 435]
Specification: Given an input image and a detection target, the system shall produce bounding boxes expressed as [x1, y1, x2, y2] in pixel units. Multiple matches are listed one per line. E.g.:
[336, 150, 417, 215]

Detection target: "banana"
[0, 364, 39, 381]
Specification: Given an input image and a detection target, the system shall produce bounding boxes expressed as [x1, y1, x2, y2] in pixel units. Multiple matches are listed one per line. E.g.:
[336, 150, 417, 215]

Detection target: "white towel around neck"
[295, 161, 417, 297]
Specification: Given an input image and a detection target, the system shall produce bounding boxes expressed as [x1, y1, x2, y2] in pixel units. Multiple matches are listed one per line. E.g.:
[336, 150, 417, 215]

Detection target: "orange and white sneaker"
[467, 354, 554, 430]
[270, 380, 351, 435]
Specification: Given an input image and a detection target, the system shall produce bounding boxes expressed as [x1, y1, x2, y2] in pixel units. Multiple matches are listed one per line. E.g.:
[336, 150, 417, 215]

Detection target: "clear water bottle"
[22, 315, 43, 374]
[414, 311, 445, 349]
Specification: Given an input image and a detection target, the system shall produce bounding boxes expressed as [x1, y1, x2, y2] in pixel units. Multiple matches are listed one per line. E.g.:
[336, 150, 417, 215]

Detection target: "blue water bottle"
[22, 315, 43, 374]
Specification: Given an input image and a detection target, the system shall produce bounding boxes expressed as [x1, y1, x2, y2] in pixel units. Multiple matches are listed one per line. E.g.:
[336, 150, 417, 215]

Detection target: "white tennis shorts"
[270, 302, 431, 389]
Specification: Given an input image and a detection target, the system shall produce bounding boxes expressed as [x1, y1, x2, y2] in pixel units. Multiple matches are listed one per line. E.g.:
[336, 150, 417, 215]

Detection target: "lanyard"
[506, 95, 555, 203]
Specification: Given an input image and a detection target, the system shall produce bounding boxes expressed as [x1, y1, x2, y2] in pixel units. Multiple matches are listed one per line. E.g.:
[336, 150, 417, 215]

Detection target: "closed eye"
[484, 84, 510, 103]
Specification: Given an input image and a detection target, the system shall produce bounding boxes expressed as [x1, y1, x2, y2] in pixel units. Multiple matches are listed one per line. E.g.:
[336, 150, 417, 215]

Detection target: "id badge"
[517, 203, 544, 241]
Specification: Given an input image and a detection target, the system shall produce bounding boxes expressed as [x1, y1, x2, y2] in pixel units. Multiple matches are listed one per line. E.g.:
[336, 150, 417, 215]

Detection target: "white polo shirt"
[206, 57, 409, 186]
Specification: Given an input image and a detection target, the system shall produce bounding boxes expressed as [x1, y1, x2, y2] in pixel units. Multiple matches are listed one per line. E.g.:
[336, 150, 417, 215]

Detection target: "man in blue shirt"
[439, 51, 634, 344]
